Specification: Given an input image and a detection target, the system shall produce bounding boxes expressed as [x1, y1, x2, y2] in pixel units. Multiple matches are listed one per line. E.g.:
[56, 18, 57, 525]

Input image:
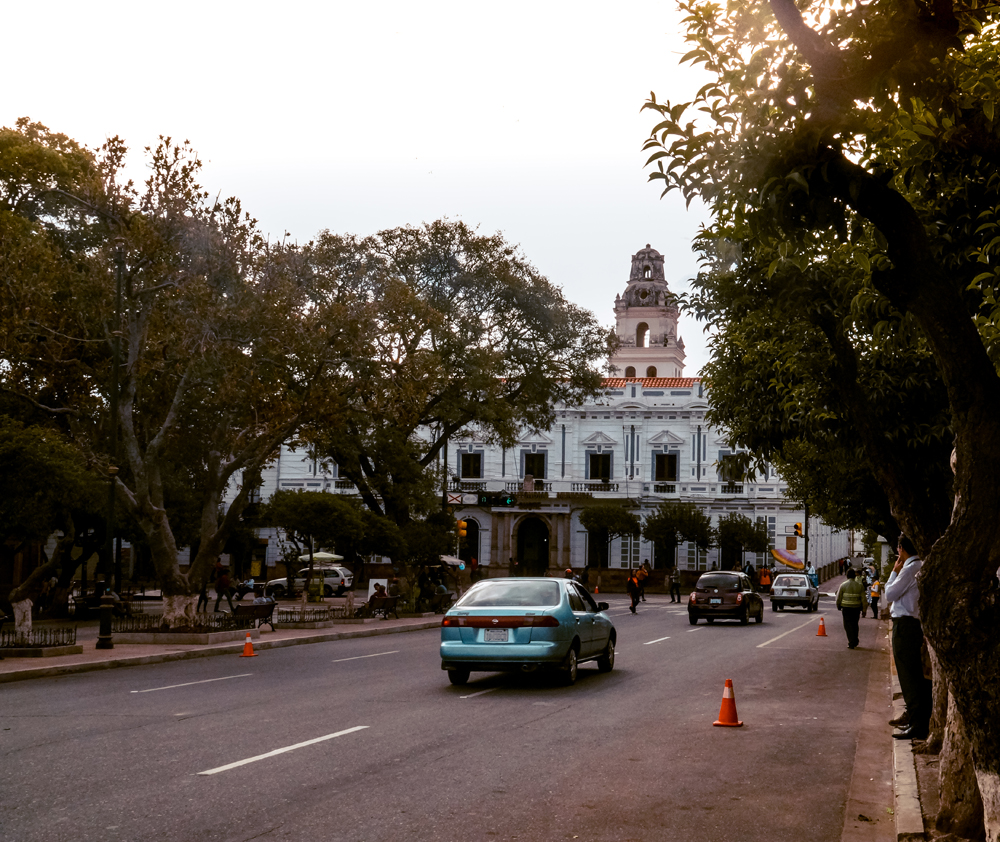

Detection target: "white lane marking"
[197, 726, 369, 775]
[644, 636, 671, 645]
[757, 617, 818, 648]
[331, 651, 398, 663]
[131, 674, 252, 693]
[460, 687, 499, 699]
[686, 627, 702, 632]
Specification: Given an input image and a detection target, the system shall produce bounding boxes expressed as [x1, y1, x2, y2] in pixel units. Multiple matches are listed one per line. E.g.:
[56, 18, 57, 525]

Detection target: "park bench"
[233, 601, 276, 631]
[427, 591, 456, 614]
[366, 595, 400, 619]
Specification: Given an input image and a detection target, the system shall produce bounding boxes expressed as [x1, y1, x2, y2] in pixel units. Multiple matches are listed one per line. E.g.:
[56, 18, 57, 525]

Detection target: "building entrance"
[516, 518, 550, 577]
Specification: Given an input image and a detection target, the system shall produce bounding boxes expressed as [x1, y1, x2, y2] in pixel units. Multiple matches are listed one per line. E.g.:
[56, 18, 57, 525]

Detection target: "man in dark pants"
[835, 567, 865, 648]
[886, 534, 932, 740]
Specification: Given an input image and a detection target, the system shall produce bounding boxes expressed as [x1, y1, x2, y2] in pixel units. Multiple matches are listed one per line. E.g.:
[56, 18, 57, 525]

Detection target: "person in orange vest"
[636, 561, 650, 602]
[869, 578, 881, 619]
[759, 566, 772, 594]
[626, 570, 641, 614]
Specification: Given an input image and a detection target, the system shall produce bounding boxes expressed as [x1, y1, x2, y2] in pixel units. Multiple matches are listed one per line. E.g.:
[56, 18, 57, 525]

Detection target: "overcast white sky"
[7, 1, 713, 373]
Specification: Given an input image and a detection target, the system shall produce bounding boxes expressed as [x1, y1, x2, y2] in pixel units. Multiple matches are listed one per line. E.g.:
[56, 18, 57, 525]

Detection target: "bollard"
[96, 593, 115, 650]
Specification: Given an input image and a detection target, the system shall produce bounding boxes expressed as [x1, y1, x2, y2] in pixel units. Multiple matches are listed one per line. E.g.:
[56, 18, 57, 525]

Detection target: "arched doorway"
[516, 517, 550, 577]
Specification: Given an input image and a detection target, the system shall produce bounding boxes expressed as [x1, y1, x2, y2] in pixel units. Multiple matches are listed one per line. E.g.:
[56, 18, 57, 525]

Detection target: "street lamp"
[103, 240, 125, 596]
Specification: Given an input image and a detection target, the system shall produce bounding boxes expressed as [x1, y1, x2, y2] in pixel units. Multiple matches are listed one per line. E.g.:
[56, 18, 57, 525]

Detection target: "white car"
[769, 573, 819, 612]
[266, 566, 353, 598]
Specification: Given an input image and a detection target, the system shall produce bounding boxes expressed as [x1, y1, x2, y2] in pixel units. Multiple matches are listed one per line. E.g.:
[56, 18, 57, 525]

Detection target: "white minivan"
[265, 566, 353, 598]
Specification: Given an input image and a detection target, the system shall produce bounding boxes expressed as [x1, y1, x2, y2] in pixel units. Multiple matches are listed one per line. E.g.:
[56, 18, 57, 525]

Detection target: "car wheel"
[688, 613, 698, 625]
[324, 585, 334, 598]
[269, 585, 285, 599]
[448, 669, 470, 686]
[755, 605, 764, 623]
[777, 603, 784, 611]
[771, 601, 778, 612]
[740, 607, 750, 625]
[561, 647, 578, 685]
[597, 638, 615, 673]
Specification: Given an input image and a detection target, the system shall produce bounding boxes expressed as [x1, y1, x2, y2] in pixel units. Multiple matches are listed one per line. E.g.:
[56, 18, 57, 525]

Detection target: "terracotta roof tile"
[602, 377, 702, 388]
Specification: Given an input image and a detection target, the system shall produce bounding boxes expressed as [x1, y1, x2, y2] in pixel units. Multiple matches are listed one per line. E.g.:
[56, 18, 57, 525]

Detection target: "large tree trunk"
[925, 645, 948, 754]
[11, 599, 32, 641]
[937, 694, 986, 839]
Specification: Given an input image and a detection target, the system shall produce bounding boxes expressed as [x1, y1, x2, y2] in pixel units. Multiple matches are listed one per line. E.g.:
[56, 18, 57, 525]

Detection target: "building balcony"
[720, 484, 744, 494]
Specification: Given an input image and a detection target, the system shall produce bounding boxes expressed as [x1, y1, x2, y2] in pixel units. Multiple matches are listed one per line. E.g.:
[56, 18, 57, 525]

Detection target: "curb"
[890, 670, 925, 839]
[0, 620, 441, 684]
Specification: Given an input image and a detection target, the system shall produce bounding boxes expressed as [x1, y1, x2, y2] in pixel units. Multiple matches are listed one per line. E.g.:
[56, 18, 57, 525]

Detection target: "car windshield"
[776, 576, 807, 587]
[456, 580, 561, 608]
[697, 573, 741, 589]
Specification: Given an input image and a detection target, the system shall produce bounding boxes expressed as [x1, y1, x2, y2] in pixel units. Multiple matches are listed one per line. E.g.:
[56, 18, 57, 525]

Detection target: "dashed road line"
[197, 726, 369, 775]
[756, 617, 818, 648]
[643, 636, 671, 645]
[131, 674, 252, 693]
[331, 651, 398, 663]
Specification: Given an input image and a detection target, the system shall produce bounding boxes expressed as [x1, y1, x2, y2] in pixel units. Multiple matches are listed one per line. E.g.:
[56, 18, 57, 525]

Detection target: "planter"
[0, 644, 83, 657]
[114, 628, 260, 645]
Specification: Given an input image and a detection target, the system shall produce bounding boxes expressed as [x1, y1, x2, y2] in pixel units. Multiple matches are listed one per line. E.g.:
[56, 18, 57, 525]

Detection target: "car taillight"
[689, 592, 697, 603]
[736, 593, 743, 604]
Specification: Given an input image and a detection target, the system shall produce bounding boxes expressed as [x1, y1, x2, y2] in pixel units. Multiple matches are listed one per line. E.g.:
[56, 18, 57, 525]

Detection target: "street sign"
[447, 493, 463, 505]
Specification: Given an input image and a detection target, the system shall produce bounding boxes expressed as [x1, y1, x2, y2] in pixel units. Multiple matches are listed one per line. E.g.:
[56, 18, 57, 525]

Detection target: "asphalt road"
[0, 594, 884, 842]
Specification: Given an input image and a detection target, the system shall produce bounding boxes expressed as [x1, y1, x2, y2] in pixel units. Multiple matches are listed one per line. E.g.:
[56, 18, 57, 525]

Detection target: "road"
[0, 594, 886, 842]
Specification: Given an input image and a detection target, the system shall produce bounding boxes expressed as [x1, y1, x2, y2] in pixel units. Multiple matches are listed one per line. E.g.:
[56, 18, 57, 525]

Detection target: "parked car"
[769, 573, 819, 612]
[265, 566, 353, 598]
[440, 577, 616, 686]
[688, 571, 764, 625]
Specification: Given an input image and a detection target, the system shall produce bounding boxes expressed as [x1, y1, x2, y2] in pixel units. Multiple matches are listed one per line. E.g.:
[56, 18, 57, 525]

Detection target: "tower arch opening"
[636, 322, 650, 348]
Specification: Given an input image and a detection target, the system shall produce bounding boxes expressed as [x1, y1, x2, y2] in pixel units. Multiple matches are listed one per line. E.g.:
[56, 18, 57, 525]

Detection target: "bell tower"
[609, 245, 686, 378]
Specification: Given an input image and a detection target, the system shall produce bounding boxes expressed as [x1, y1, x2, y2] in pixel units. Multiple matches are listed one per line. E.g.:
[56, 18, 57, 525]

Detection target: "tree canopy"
[643, 1, 1000, 833]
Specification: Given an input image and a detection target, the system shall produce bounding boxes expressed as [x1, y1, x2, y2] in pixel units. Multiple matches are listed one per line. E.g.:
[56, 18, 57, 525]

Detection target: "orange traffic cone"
[713, 678, 743, 727]
[594, 585, 599, 594]
[816, 617, 828, 637]
[240, 632, 257, 657]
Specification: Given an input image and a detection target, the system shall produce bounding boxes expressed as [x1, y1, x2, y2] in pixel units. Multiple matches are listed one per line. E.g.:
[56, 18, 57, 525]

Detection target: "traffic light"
[794, 522, 803, 537]
[477, 492, 491, 507]
[499, 493, 516, 507]
[456, 519, 467, 539]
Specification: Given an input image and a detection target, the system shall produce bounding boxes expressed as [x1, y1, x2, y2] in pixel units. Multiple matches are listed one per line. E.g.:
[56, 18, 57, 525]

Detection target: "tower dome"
[609, 245, 686, 378]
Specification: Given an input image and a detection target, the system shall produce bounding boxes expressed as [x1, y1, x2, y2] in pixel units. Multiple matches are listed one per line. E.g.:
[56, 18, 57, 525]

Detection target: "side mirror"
[597, 602, 609, 612]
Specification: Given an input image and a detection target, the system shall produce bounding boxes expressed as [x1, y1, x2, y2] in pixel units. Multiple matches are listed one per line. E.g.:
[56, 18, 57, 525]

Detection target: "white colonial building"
[243, 245, 849, 578]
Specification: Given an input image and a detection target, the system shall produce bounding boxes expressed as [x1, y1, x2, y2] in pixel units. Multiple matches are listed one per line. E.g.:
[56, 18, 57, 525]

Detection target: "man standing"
[668, 566, 682, 603]
[886, 534, 932, 740]
[835, 568, 865, 649]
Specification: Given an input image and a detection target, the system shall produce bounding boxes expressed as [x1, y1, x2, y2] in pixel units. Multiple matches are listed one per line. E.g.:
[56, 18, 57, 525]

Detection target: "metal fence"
[0, 626, 78, 648]
[111, 613, 255, 634]
[276, 605, 353, 623]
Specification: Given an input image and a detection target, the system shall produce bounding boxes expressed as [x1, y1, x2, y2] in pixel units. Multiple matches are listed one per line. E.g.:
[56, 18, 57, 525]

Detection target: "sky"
[6, 1, 713, 373]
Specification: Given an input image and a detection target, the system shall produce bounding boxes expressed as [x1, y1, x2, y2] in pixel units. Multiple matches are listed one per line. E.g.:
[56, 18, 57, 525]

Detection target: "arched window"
[644, 266, 651, 278]
[625, 366, 636, 378]
[635, 322, 649, 348]
[646, 366, 657, 377]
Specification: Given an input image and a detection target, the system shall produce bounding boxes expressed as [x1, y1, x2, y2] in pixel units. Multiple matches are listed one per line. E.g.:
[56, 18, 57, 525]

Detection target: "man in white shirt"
[885, 534, 932, 740]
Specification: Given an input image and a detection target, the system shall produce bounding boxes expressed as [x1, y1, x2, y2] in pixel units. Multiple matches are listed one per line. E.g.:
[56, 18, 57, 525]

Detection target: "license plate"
[484, 629, 509, 642]
[710, 598, 722, 605]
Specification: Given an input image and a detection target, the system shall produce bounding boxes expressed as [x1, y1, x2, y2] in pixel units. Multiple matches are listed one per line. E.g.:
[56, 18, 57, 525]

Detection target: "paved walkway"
[1, 582, 933, 841]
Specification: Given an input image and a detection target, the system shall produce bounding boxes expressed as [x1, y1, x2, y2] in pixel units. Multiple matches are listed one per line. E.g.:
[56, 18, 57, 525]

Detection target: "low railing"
[720, 484, 744, 494]
[450, 480, 486, 492]
[276, 605, 353, 623]
[653, 483, 677, 494]
[0, 626, 78, 648]
[570, 481, 620, 493]
[111, 613, 255, 633]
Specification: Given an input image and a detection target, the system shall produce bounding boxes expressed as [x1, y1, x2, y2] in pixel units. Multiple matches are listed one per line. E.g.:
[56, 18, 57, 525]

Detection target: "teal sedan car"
[440, 578, 616, 686]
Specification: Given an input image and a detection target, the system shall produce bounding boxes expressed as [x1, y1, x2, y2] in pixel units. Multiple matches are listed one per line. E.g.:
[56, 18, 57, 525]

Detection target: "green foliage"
[642, 500, 714, 564]
[579, 504, 641, 568]
[715, 513, 770, 569]
[303, 220, 612, 526]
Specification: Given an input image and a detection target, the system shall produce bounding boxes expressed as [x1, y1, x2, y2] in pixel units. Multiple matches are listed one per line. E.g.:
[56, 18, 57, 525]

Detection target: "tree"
[641, 500, 713, 568]
[715, 513, 770, 571]
[578, 504, 641, 568]
[643, 2, 1000, 834]
[1, 121, 364, 626]
[303, 221, 613, 527]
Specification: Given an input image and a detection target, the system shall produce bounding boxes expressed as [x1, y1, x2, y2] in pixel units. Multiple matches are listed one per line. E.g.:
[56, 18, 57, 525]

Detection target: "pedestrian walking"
[869, 578, 881, 619]
[885, 534, 932, 740]
[213, 564, 235, 613]
[835, 568, 865, 649]
[668, 566, 681, 603]
[759, 565, 772, 594]
[637, 561, 650, 601]
[626, 570, 641, 614]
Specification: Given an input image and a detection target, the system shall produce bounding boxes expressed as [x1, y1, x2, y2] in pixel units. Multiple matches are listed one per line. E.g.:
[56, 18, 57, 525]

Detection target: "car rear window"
[697, 573, 741, 589]
[456, 580, 561, 607]
[776, 576, 807, 587]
